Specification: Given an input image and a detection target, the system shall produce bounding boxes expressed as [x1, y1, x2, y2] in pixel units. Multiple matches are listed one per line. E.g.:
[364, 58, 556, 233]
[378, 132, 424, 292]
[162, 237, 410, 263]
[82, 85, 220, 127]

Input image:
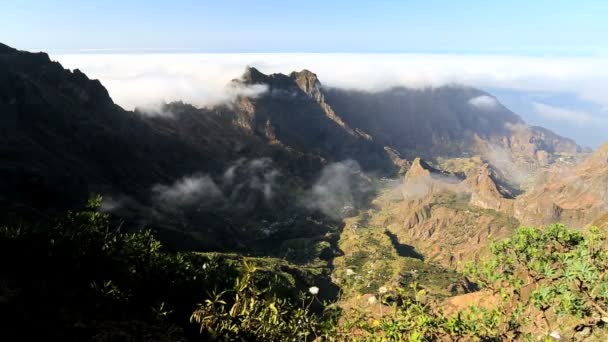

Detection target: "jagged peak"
[240, 66, 269, 84]
[289, 69, 321, 93]
[290, 69, 317, 79]
[408, 158, 441, 176]
[467, 163, 514, 199]
[237, 66, 323, 94]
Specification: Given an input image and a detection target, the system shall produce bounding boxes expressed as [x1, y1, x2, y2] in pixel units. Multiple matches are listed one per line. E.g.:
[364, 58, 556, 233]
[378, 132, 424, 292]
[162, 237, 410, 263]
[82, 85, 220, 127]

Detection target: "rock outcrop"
[514, 143, 608, 227]
[392, 158, 519, 269]
[466, 163, 515, 214]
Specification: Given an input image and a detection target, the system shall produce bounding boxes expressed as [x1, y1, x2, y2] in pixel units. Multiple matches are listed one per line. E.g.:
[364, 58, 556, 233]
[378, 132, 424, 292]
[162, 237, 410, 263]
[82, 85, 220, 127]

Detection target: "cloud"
[222, 158, 280, 205]
[152, 175, 222, 209]
[533, 102, 596, 124]
[51, 53, 608, 110]
[134, 103, 177, 118]
[53, 53, 270, 110]
[401, 163, 465, 200]
[468, 95, 499, 110]
[51, 53, 608, 146]
[482, 142, 530, 186]
[226, 82, 269, 101]
[151, 158, 281, 212]
[300, 160, 371, 219]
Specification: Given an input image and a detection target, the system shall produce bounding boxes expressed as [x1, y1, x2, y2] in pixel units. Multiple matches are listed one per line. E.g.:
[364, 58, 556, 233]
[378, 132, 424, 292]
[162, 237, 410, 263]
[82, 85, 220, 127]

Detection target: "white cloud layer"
[152, 175, 222, 209]
[468, 95, 499, 110]
[533, 102, 597, 124]
[51, 53, 608, 111]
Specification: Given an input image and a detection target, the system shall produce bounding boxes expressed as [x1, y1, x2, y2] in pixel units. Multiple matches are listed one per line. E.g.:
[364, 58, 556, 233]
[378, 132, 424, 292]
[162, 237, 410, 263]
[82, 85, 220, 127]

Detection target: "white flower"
[367, 295, 377, 305]
[346, 269, 355, 276]
[549, 331, 561, 340]
[309, 286, 319, 295]
[378, 286, 388, 294]
[202, 263, 208, 270]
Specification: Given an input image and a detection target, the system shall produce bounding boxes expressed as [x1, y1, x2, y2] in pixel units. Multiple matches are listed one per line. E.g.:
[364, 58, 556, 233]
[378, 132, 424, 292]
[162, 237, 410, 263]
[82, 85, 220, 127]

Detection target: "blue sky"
[2, 1, 607, 147]
[2, 0, 607, 54]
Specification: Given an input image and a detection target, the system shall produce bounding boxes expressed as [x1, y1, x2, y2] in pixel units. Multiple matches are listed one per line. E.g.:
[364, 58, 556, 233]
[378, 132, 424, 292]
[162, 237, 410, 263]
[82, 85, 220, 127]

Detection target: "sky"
[3, 0, 608, 54]
[2, 1, 607, 147]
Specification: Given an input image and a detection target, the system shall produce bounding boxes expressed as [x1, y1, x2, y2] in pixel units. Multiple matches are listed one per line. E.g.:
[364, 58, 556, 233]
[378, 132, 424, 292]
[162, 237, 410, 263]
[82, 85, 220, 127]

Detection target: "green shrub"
[0, 196, 321, 341]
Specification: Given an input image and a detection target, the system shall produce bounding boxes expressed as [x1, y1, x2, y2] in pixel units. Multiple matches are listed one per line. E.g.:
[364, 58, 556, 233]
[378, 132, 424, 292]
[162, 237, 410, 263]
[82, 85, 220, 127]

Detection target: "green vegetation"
[466, 224, 608, 339]
[0, 197, 327, 341]
[329, 224, 608, 341]
[2, 197, 607, 340]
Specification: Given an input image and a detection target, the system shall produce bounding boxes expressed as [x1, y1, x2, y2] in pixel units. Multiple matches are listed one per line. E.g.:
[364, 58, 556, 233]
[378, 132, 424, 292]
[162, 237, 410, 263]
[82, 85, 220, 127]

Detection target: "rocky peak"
[240, 66, 269, 84]
[467, 164, 513, 198]
[406, 158, 444, 179]
[402, 158, 463, 200]
[290, 69, 321, 95]
[231, 66, 370, 149]
[467, 163, 515, 213]
[238, 67, 323, 98]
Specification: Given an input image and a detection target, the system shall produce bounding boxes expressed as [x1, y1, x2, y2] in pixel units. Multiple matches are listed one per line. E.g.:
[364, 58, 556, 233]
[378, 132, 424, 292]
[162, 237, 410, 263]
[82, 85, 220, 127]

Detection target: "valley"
[1, 42, 607, 340]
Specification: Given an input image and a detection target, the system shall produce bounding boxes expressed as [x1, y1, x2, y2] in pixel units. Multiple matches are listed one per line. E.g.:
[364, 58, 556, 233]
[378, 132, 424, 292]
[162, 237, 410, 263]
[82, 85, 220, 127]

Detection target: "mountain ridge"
[0, 43, 594, 258]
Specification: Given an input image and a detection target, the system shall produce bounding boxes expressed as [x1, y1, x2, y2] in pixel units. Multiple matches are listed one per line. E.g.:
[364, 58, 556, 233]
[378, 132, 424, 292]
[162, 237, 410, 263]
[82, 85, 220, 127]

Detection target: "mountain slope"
[514, 143, 608, 226]
[0, 42, 591, 259]
[0, 46, 262, 210]
[230, 67, 396, 173]
[324, 86, 580, 187]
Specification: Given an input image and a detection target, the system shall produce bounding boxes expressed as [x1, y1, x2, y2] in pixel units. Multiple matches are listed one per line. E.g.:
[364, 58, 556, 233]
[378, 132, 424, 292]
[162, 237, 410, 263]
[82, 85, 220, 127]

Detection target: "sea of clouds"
[52, 53, 608, 146]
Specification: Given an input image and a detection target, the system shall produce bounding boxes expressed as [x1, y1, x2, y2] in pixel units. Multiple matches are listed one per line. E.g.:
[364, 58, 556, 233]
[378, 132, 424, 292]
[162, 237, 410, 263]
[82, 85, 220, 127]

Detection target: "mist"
[300, 160, 373, 219]
[150, 158, 281, 212]
[52, 52, 608, 147]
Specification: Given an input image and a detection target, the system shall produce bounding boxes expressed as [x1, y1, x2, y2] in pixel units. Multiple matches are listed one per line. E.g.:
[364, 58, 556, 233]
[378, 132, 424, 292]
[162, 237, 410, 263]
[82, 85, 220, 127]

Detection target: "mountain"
[2, 42, 607, 340]
[229, 66, 581, 186]
[229, 67, 396, 173]
[513, 143, 608, 226]
[0, 42, 591, 260]
[323, 86, 580, 184]
[0, 44, 328, 253]
[377, 142, 606, 269]
[385, 158, 519, 268]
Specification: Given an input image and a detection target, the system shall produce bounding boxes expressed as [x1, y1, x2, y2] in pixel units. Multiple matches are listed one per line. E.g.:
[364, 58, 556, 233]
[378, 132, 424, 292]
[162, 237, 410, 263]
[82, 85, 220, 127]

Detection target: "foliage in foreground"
[329, 224, 608, 341]
[0, 197, 324, 341]
[2, 198, 607, 341]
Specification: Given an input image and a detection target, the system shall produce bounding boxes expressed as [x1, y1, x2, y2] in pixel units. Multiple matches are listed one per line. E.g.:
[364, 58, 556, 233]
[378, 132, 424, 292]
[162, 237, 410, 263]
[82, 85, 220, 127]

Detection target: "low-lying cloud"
[222, 157, 280, 205]
[52, 53, 608, 109]
[483, 142, 530, 187]
[152, 175, 222, 209]
[300, 160, 371, 219]
[533, 102, 597, 124]
[51, 52, 608, 146]
[151, 158, 281, 211]
[468, 95, 499, 110]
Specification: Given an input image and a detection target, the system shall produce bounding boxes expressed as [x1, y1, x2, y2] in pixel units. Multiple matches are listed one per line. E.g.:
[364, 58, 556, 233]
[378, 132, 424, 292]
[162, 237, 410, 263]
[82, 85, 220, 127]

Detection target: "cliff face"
[466, 163, 515, 214]
[230, 67, 395, 173]
[0, 46, 328, 252]
[323, 86, 579, 173]
[513, 144, 608, 226]
[393, 158, 518, 268]
[1, 42, 602, 263]
[229, 67, 581, 182]
[383, 143, 606, 270]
